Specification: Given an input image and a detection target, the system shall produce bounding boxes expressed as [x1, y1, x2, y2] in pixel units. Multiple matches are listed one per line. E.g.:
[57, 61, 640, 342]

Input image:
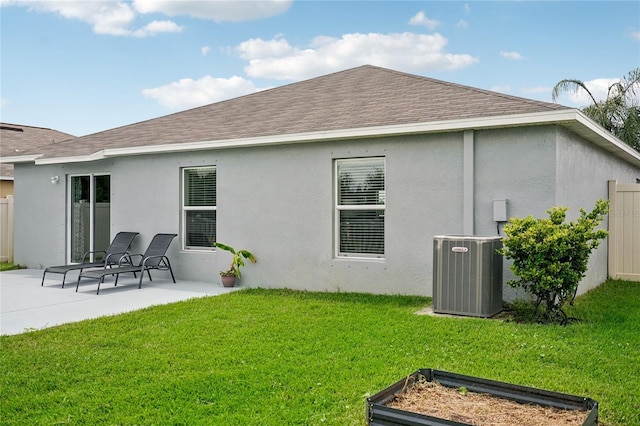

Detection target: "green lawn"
[1, 279, 638, 425]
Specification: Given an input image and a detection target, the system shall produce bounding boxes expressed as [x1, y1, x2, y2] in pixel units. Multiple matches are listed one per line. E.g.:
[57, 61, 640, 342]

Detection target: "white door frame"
[66, 173, 111, 264]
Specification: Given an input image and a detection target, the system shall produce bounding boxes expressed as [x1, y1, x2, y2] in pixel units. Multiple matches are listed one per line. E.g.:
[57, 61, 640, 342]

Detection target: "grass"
[0, 262, 25, 271]
[1, 279, 638, 425]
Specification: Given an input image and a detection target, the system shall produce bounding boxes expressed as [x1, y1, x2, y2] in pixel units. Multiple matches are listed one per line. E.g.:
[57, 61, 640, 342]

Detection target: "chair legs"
[115, 269, 139, 286]
[166, 259, 176, 283]
[138, 270, 146, 289]
[76, 264, 176, 294]
[41, 270, 71, 288]
[96, 275, 108, 295]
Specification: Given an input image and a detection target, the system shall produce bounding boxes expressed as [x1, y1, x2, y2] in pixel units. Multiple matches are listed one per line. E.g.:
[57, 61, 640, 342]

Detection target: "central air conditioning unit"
[432, 235, 503, 317]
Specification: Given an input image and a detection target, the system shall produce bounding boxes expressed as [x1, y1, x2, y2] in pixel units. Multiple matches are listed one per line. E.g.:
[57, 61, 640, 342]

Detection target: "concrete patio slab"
[1, 269, 240, 336]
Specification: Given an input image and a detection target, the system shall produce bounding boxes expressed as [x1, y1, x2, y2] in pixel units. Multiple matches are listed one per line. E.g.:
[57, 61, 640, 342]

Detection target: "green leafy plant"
[552, 68, 640, 152]
[498, 199, 609, 324]
[0, 262, 26, 272]
[502, 299, 540, 323]
[214, 242, 256, 278]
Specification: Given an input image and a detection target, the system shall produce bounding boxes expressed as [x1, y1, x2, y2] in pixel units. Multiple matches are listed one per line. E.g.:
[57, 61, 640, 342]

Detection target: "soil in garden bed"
[387, 378, 590, 426]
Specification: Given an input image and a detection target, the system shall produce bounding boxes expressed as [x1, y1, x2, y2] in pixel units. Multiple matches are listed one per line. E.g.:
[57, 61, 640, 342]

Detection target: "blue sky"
[1, 1, 639, 137]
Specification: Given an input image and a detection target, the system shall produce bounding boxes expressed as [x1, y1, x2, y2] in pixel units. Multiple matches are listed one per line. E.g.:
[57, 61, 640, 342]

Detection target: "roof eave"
[0, 154, 43, 164]
[104, 109, 588, 156]
[568, 110, 640, 168]
[33, 109, 640, 169]
[35, 151, 106, 165]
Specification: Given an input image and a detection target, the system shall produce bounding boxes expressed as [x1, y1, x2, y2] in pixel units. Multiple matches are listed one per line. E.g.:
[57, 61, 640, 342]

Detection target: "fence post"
[608, 180, 617, 279]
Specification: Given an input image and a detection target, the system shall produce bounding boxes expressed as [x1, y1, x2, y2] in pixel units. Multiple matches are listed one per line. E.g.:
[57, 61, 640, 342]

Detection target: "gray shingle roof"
[21, 65, 569, 160]
[0, 123, 75, 177]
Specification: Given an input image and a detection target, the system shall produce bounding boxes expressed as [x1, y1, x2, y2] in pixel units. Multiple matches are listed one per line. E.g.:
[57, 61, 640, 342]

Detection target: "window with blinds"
[336, 158, 385, 257]
[183, 166, 216, 250]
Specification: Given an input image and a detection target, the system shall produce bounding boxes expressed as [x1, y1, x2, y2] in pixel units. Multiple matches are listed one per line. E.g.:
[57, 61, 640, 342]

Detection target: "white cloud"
[131, 20, 182, 37]
[132, 0, 292, 23]
[236, 37, 294, 60]
[521, 86, 550, 94]
[630, 29, 640, 40]
[500, 51, 523, 60]
[3, 0, 181, 36]
[142, 75, 262, 109]
[491, 85, 511, 93]
[3, 0, 290, 36]
[237, 32, 479, 81]
[201, 46, 211, 56]
[408, 11, 440, 30]
[456, 19, 468, 29]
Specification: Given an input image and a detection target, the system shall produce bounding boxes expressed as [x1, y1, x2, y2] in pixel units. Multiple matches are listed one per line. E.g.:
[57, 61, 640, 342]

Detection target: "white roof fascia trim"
[100, 110, 579, 158]
[0, 154, 42, 164]
[573, 110, 640, 160]
[36, 151, 107, 165]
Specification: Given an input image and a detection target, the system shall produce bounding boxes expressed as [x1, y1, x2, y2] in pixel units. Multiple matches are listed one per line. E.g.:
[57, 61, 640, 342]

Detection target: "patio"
[0, 269, 239, 336]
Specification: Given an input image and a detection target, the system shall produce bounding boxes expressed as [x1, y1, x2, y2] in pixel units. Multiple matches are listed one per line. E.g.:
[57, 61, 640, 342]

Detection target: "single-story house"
[0, 123, 75, 197]
[3, 65, 640, 298]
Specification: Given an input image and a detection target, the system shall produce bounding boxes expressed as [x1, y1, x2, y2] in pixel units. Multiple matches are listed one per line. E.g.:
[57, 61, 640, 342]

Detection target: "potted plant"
[214, 242, 256, 287]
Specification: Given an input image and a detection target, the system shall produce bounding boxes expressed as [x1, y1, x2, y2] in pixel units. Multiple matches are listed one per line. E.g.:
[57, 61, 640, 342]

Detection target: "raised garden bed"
[366, 369, 598, 426]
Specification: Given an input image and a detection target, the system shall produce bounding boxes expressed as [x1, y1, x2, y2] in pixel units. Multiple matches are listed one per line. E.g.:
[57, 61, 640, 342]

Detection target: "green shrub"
[498, 199, 609, 324]
[0, 262, 25, 272]
[502, 299, 540, 323]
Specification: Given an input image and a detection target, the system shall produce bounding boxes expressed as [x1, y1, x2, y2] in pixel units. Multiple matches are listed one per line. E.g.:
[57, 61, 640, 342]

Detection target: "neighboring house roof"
[0, 123, 75, 179]
[3, 65, 640, 168]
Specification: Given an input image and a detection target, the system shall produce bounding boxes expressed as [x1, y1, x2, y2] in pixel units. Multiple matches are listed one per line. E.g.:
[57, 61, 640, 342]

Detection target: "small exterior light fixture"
[51, 176, 59, 184]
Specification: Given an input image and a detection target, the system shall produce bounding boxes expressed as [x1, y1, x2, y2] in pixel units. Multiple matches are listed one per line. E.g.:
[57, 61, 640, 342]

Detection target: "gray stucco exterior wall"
[473, 126, 558, 300]
[555, 127, 640, 294]
[14, 163, 67, 269]
[14, 124, 640, 298]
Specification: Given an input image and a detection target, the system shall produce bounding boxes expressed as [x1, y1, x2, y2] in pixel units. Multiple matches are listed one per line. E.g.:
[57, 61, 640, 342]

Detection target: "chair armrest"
[119, 253, 143, 266]
[141, 255, 169, 268]
[104, 251, 129, 265]
[81, 250, 107, 263]
[104, 251, 129, 263]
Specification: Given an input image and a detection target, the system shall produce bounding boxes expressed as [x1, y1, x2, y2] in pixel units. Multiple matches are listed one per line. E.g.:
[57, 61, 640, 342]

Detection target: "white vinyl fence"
[608, 180, 640, 282]
[0, 195, 14, 263]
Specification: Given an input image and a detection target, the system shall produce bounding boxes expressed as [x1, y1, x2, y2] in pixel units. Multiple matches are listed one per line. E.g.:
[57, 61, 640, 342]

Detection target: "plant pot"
[221, 275, 237, 287]
[366, 369, 598, 426]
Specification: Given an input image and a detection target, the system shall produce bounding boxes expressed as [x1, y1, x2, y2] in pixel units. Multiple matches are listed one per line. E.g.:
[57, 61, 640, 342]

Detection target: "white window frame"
[334, 157, 386, 259]
[182, 166, 216, 251]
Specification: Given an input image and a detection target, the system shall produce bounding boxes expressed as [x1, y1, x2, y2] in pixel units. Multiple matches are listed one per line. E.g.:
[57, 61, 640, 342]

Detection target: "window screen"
[183, 167, 216, 249]
[336, 158, 385, 257]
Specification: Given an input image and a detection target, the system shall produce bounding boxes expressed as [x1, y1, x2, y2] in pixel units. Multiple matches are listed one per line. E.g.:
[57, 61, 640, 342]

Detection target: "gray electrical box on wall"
[493, 199, 508, 222]
[432, 235, 503, 317]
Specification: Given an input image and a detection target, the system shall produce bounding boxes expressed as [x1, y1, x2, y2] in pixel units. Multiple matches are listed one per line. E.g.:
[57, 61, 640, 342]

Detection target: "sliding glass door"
[68, 174, 111, 263]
